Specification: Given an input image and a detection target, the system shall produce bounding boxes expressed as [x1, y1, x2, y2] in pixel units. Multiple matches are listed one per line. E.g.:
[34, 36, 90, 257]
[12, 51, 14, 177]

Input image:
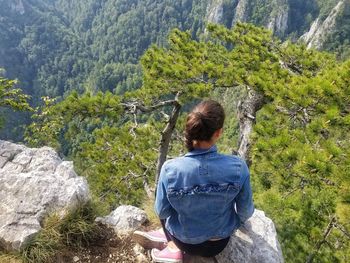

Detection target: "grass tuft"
[21, 214, 63, 263]
[59, 201, 102, 247]
[20, 201, 102, 263]
[141, 196, 160, 228]
[0, 252, 22, 263]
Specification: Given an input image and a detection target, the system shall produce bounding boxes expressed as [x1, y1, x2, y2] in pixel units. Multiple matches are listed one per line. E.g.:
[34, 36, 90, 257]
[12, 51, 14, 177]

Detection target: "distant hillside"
[207, 0, 349, 56]
[0, 0, 349, 140]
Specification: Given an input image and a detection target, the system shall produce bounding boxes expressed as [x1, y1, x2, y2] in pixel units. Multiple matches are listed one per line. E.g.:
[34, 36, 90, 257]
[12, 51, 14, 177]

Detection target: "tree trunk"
[237, 87, 265, 160]
[155, 102, 181, 186]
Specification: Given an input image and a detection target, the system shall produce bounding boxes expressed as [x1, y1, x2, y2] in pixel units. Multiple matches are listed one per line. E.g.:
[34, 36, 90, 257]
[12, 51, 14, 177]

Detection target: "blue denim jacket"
[155, 145, 254, 244]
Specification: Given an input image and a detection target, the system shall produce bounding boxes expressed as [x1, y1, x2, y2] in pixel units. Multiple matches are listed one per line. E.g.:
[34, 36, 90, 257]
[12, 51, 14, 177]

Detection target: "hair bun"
[194, 111, 203, 119]
[184, 100, 225, 151]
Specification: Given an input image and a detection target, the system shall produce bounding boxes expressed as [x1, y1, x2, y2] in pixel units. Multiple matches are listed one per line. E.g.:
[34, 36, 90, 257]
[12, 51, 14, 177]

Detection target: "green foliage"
[250, 0, 283, 26]
[251, 58, 350, 262]
[21, 214, 63, 263]
[58, 202, 103, 247]
[25, 90, 159, 208]
[0, 0, 210, 140]
[317, 0, 341, 20]
[75, 123, 159, 208]
[21, 201, 101, 263]
[0, 0, 209, 101]
[0, 76, 32, 129]
[286, 0, 318, 36]
[25, 91, 121, 150]
[1, 0, 349, 141]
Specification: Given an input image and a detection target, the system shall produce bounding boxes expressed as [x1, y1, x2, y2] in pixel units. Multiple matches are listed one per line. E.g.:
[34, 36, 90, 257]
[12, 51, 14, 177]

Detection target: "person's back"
[158, 147, 253, 244]
[133, 100, 254, 263]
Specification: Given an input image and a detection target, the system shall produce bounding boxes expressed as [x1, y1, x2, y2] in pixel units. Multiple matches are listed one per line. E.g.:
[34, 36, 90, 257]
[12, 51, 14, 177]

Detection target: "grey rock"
[96, 205, 148, 235]
[0, 140, 90, 251]
[184, 209, 283, 263]
[267, 0, 289, 37]
[301, 1, 345, 49]
[233, 0, 250, 24]
[206, 0, 224, 24]
[133, 244, 148, 263]
[217, 209, 283, 263]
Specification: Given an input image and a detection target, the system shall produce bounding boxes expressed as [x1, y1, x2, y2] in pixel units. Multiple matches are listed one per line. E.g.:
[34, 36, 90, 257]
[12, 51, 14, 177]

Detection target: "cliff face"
[267, 0, 289, 37]
[233, 0, 249, 23]
[301, 0, 345, 49]
[206, 0, 224, 24]
[205, 0, 347, 48]
[206, 0, 289, 37]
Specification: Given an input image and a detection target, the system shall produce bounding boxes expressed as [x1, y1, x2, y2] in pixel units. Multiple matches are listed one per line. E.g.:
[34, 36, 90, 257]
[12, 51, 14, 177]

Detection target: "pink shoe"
[151, 247, 183, 263]
[132, 230, 167, 250]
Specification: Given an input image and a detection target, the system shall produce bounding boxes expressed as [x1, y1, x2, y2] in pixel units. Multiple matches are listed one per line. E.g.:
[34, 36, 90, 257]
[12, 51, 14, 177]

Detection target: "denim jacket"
[155, 145, 254, 244]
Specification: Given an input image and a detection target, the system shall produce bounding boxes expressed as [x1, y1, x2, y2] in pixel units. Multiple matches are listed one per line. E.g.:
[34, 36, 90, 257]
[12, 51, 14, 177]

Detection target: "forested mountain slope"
[0, 0, 348, 99]
[0, 0, 349, 140]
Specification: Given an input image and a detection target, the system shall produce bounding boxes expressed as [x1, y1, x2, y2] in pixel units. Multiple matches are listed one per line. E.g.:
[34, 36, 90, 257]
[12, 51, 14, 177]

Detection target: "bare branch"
[334, 223, 350, 240]
[306, 216, 336, 263]
[121, 99, 179, 114]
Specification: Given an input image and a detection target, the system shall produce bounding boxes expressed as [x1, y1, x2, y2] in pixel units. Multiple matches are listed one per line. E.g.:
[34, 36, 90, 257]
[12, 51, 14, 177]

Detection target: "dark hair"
[185, 100, 225, 151]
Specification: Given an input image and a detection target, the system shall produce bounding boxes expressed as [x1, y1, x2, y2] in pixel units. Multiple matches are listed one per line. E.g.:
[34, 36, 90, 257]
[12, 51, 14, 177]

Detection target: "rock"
[301, 1, 345, 49]
[96, 205, 148, 235]
[267, 0, 289, 37]
[73, 256, 80, 262]
[184, 254, 216, 263]
[0, 140, 90, 251]
[135, 254, 149, 263]
[179, 209, 283, 263]
[216, 209, 283, 263]
[233, 0, 250, 24]
[206, 0, 224, 24]
[133, 244, 148, 263]
[133, 243, 145, 254]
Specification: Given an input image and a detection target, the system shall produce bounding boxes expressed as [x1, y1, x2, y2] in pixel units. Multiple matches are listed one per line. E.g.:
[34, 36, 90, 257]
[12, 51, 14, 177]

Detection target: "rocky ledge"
[99, 206, 284, 262]
[0, 140, 89, 251]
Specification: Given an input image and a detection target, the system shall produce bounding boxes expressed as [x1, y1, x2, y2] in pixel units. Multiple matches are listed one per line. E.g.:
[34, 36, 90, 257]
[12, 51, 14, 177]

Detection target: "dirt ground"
[55, 226, 151, 263]
[51, 224, 214, 263]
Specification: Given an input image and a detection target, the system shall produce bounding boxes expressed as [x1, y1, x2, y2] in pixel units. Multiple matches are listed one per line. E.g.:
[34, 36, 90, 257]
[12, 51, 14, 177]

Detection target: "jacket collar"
[185, 145, 217, 157]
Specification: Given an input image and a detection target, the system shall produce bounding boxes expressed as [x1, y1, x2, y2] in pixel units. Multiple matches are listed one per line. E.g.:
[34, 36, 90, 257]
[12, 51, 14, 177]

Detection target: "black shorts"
[160, 219, 230, 257]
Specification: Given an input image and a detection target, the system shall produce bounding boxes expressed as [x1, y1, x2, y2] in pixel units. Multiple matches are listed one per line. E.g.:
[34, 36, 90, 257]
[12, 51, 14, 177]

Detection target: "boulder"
[216, 209, 283, 263]
[185, 209, 283, 263]
[0, 140, 90, 251]
[96, 205, 148, 235]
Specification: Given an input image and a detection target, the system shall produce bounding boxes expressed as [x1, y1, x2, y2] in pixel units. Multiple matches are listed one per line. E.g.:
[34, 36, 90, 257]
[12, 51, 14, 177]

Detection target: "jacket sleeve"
[235, 160, 255, 223]
[154, 163, 174, 219]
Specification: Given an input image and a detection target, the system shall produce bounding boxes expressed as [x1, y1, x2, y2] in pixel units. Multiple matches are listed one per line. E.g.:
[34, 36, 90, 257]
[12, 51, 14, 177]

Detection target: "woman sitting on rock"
[133, 100, 254, 263]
